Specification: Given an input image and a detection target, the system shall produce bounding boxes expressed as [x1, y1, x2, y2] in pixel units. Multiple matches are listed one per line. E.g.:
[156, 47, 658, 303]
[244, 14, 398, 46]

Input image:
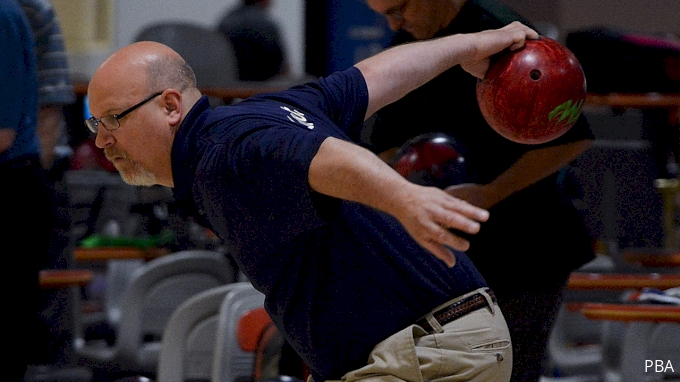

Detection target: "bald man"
[87, 23, 538, 382]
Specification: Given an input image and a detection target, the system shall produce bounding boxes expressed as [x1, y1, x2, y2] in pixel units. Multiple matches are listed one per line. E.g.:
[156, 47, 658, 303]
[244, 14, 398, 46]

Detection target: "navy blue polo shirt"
[171, 67, 487, 380]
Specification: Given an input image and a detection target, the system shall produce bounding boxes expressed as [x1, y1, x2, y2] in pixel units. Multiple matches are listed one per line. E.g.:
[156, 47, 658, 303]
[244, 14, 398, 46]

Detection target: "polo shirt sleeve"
[315, 67, 369, 141]
[274, 67, 369, 143]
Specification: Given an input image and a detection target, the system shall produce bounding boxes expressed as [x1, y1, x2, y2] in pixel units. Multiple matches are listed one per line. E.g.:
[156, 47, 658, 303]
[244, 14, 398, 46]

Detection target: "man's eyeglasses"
[85, 91, 163, 134]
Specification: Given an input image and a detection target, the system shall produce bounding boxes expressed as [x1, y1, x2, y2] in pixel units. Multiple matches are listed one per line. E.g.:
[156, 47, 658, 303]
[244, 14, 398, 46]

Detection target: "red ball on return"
[391, 133, 471, 189]
[476, 37, 587, 144]
[70, 138, 117, 172]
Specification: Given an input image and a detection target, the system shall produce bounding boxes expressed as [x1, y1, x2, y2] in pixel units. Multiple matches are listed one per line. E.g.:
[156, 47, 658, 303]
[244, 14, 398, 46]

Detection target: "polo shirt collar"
[170, 95, 211, 208]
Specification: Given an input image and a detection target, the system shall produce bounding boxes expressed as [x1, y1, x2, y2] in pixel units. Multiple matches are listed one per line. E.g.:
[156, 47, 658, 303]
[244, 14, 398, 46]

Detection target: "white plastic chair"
[157, 282, 254, 382]
[545, 255, 617, 378]
[74, 250, 235, 379]
[617, 321, 680, 382]
[212, 282, 266, 382]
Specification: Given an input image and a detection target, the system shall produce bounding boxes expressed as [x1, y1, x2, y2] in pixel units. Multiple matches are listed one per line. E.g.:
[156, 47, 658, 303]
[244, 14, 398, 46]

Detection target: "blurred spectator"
[1, 0, 60, 378]
[18, 0, 76, 368]
[217, 0, 287, 81]
[18, 0, 76, 173]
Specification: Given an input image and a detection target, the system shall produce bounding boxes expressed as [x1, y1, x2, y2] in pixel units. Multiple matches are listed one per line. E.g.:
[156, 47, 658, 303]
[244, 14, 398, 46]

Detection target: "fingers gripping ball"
[476, 36, 587, 144]
[391, 133, 472, 189]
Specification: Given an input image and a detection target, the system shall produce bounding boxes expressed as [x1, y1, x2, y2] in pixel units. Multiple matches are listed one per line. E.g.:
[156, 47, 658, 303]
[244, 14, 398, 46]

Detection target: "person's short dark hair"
[218, 1, 285, 81]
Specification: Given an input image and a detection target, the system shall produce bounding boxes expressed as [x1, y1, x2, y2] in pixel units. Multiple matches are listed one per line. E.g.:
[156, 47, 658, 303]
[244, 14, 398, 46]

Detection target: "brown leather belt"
[416, 288, 497, 334]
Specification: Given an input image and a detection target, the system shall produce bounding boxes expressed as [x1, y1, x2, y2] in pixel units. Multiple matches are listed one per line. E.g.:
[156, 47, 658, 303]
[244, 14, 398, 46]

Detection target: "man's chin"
[406, 26, 436, 40]
[118, 167, 157, 187]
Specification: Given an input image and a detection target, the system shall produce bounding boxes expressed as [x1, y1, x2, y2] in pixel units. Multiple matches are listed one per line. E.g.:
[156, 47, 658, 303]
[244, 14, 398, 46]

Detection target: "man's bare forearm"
[308, 137, 416, 216]
[355, 22, 538, 118]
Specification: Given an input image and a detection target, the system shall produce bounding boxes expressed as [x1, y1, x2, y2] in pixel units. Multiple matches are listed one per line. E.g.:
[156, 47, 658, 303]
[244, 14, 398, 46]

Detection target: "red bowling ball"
[391, 133, 471, 189]
[476, 36, 587, 144]
[70, 138, 118, 172]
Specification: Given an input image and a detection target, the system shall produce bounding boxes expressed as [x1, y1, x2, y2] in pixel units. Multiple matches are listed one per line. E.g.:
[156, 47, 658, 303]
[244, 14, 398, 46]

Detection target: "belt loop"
[425, 313, 445, 333]
[479, 288, 495, 315]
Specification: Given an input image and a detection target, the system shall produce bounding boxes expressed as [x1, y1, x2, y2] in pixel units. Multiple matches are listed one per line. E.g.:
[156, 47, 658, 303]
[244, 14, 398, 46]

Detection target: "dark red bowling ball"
[476, 36, 587, 144]
[70, 138, 117, 172]
[391, 133, 471, 189]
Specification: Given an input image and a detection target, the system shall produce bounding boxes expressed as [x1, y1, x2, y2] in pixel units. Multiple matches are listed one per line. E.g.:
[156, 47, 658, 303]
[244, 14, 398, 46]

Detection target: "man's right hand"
[460, 21, 539, 79]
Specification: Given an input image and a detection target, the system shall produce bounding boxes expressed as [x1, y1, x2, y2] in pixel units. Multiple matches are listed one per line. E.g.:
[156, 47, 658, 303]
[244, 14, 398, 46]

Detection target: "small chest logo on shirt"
[280, 106, 314, 130]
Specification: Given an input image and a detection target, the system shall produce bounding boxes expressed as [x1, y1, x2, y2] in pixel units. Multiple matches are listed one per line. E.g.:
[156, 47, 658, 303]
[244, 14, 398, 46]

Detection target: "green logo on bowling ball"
[549, 99, 584, 125]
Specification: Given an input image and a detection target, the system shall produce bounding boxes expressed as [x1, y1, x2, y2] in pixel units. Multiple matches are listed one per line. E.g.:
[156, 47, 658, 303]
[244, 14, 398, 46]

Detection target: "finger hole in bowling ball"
[530, 69, 542, 80]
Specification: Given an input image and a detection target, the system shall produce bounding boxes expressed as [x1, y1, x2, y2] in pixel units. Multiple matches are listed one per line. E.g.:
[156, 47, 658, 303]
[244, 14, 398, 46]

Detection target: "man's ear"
[161, 89, 183, 125]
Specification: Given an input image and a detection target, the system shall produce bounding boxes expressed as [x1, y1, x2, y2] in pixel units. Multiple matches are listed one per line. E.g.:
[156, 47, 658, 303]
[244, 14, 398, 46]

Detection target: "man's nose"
[94, 129, 114, 148]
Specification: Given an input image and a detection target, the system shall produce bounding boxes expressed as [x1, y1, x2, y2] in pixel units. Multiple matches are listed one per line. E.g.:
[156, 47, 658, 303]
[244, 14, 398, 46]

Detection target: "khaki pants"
[318, 288, 513, 382]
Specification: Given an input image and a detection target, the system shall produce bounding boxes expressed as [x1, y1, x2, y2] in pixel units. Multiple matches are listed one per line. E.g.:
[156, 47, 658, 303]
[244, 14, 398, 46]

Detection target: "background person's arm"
[36, 106, 63, 167]
[447, 139, 592, 208]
